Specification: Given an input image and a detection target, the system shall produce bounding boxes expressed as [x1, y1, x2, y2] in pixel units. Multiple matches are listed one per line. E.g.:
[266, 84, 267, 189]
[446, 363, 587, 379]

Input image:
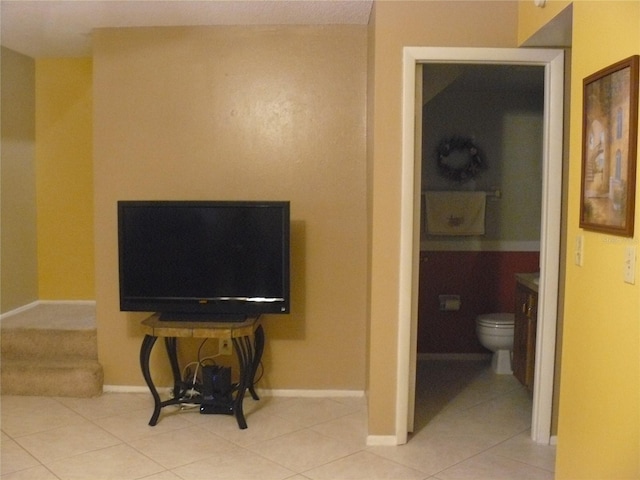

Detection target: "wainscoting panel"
[418, 250, 540, 353]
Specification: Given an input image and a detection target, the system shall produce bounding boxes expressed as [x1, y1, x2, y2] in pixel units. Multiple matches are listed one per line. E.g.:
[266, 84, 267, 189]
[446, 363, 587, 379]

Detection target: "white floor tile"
[46, 443, 164, 480]
[487, 431, 556, 472]
[57, 391, 154, 420]
[0, 396, 86, 437]
[171, 447, 295, 480]
[128, 424, 235, 469]
[0, 464, 61, 480]
[265, 397, 362, 427]
[368, 433, 497, 477]
[433, 451, 554, 480]
[14, 418, 121, 464]
[247, 428, 362, 472]
[0, 435, 41, 475]
[310, 409, 368, 450]
[190, 405, 303, 447]
[303, 450, 426, 480]
[0, 359, 555, 479]
[93, 405, 193, 442]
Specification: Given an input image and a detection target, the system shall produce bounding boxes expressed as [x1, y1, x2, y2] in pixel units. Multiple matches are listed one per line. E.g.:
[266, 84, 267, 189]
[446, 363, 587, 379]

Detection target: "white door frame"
[397, 47, 564, 445]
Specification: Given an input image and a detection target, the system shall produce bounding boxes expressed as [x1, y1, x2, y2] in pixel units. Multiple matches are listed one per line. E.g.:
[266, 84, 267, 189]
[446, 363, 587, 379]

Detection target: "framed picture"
[580, 55, 639, 237]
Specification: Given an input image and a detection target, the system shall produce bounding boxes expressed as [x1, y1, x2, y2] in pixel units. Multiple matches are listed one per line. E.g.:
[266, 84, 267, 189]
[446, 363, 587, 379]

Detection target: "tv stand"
[158, 312, 247, 323]
[139, 313, 264, 429]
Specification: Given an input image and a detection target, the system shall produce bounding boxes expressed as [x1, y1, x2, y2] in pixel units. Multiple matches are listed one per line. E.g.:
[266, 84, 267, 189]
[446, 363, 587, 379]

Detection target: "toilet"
[475, 313, 515, 374]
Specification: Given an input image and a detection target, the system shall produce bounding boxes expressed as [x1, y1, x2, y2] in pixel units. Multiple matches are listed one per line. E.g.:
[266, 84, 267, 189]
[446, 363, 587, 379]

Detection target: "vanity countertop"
[516, 272, 539, 293]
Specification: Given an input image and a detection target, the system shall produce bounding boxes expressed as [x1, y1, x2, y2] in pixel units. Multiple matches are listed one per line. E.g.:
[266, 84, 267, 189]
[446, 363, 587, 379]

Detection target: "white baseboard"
[366, 435, 400, 446]
[0, 301, 40, 320]
[39, 300, 96, 306]
[103, 385, 365, 399]
[256, 389, 365, 398]
[103, 385, 160, 394]
[1, 300, 97, 321]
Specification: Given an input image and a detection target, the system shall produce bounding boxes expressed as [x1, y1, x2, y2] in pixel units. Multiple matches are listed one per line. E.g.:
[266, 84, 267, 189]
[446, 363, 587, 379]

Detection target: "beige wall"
[93, 26, 369, 389]
[35, 58, 94, 300]
[367, 1, 518, 436]
[1, 47, 38, 313]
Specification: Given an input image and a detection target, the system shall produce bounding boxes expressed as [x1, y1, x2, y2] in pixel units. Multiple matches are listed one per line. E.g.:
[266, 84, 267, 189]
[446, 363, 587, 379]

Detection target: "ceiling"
[1, 0, 374, 58]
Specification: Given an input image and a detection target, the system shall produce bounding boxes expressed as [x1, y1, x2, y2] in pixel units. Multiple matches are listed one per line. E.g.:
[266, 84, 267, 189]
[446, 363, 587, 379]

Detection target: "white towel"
[424, 191, 487, 236]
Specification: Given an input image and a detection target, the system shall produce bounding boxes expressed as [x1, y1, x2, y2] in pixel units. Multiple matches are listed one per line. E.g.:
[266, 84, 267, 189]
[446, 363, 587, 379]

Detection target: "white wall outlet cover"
[575, 235, 584, 266]
[624, 246, 636, 284]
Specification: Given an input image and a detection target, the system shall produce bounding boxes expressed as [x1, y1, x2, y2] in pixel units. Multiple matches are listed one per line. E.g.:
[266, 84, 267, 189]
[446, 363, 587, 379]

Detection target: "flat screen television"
[118, 200, 290, 320]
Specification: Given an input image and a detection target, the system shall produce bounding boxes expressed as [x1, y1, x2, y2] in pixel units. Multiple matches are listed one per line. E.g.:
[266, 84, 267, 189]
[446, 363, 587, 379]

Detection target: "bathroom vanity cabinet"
[513, 275, 538, 392]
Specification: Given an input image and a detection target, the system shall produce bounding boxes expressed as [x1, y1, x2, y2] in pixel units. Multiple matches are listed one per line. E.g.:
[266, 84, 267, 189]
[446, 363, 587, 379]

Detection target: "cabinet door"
[525, 295, 538, 390]
[513, 285, 529, 386]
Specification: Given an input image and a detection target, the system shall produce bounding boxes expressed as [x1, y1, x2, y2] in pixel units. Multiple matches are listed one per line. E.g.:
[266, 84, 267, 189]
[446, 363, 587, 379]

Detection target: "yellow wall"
[92, 26, 369, 389]
[367, 0, 518, 436]
[0, 47, 38, 313]
[554, 2, 640, 477]
[35, 58, 94, 300]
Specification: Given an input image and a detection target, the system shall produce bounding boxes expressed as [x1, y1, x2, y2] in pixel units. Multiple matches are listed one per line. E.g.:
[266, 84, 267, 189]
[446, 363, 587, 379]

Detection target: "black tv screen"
[118, 200, 290, 320]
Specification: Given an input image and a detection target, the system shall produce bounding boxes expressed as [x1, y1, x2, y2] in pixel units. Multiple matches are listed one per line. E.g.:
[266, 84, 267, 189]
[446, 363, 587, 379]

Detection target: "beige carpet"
[1, 303, 103, 397]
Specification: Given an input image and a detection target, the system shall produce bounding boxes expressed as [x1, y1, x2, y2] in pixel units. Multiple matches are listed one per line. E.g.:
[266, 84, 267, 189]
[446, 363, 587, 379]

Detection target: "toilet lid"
[476, 313, 514, 327]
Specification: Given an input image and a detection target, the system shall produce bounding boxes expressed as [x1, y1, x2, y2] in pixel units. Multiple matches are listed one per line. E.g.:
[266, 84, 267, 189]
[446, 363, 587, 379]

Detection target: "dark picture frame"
[580, 55, 639, 237]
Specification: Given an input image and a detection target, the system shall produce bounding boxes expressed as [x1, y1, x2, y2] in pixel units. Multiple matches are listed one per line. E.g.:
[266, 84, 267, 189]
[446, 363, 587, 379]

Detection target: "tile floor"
[1, 358, 555, 479]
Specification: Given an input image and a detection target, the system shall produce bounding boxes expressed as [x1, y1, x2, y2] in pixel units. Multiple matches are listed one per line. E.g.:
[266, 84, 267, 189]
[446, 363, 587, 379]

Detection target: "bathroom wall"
[418, 250, 539, 354]
[419, 64, 544, 354]
[422, 64, 545, 245]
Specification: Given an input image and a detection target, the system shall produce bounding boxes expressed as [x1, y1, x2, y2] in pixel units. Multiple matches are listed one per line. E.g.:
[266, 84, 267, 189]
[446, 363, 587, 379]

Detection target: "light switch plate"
[575, 235, 584, 266]
[624, 246, 636, 284]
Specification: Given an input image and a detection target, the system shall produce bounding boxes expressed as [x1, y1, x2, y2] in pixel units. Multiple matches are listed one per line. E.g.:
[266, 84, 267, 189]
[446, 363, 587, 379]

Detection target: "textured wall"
[93, 26, 368, 390]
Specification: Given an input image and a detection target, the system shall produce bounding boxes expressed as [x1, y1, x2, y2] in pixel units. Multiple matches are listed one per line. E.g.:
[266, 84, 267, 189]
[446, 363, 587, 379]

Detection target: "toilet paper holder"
[439, 295, 461, 311]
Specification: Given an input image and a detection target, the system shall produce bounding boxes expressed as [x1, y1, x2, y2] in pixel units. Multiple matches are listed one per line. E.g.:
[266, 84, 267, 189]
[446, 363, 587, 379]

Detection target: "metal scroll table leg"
[232, 335, 251, 429]
[164, 337, 182, 398]
[139, 334, 162, 426]
[248, 325, 265, 400]
[230, 325, 265, 429]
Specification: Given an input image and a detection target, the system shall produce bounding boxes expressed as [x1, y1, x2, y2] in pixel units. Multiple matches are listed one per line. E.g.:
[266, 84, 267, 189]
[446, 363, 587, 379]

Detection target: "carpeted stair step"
[1, 328, 98, 360]
[1, 357, 103, 397]
[1, 303, 104, 398]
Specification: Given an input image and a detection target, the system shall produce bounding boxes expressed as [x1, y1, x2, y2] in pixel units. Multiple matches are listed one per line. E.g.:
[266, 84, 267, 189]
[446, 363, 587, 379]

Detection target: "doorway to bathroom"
[415, 61, 544, 436]
[418, 61, 544, 355]
[396, 47, 565, 446]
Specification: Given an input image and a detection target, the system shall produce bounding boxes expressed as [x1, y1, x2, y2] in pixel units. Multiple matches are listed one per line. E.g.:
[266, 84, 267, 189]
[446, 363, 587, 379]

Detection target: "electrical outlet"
[624, 246, 636, 284]
[575, 235, 584, 266]
[219, 338, 232, 355]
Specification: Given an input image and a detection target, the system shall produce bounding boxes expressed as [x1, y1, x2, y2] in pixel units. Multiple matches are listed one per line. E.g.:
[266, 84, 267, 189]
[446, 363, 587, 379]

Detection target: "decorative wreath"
[436, 137, 486, 183]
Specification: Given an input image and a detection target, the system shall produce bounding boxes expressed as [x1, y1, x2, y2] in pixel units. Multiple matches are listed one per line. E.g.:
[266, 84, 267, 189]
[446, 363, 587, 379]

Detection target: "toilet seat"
[476, 313, 514, 328]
